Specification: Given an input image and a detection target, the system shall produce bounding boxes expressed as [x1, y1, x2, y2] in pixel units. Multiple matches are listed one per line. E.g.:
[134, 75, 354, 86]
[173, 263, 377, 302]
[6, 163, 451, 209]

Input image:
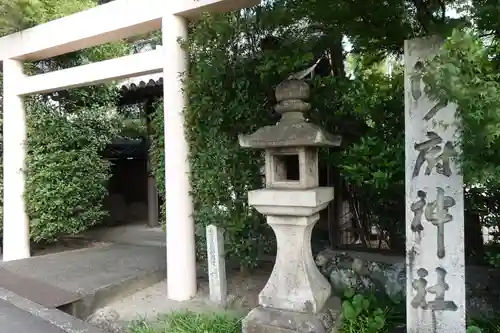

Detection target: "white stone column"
[2, 58, 30, 261]
[405, 37, 466, 332]
[162, 14, 197, 301]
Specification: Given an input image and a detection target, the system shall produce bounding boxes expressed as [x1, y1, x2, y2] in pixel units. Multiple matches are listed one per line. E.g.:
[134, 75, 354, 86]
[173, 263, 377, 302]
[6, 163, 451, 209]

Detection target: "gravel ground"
[88, 266, 272, 332]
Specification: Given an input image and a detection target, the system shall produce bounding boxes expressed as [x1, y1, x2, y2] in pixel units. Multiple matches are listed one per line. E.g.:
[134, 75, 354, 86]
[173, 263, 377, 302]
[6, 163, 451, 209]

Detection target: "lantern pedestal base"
[258, 214, 331, 312]
[242, 297, 341, 333]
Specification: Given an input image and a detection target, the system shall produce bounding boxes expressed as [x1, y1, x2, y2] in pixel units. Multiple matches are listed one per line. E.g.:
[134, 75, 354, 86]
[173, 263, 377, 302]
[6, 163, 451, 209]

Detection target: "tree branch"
[438, 0, 446, 21]
[411, 0, 441, 34]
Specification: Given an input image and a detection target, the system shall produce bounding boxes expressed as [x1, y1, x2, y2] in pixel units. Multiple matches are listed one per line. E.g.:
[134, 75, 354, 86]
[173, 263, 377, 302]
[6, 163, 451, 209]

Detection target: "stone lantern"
[239, 78, 342, 333]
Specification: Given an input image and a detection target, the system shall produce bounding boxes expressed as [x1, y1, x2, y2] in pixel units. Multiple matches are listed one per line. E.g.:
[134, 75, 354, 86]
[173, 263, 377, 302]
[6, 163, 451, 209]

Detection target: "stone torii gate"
[0, 0, 260, 301]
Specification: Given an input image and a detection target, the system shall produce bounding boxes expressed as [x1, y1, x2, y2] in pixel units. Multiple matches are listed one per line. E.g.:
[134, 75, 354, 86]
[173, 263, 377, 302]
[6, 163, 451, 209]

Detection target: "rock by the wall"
[315, 249, 500, 316]
[315, 249, 405, 300]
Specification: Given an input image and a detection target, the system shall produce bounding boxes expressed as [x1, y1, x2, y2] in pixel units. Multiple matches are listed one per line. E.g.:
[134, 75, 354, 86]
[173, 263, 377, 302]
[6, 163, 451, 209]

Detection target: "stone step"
[1, 243, 167, 318]
[0, 288, 105, 333]
[0, 267, 80, 309]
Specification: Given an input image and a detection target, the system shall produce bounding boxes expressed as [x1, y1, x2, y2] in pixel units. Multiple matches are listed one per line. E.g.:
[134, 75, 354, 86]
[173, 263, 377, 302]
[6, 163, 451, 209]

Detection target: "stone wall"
[315, 249, 500, 316]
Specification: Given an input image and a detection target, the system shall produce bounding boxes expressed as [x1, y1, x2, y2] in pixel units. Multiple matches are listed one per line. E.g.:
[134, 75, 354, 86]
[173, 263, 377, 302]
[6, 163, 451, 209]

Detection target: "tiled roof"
[119, 73, 163, 93]
[118, 44, 163, 94]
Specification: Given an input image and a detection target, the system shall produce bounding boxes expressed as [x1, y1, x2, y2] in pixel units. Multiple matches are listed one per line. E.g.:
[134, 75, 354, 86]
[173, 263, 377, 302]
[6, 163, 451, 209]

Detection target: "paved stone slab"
[0, 267, 80, 308]
[1, 243, 166, 295]
[1, 243, 166, 317]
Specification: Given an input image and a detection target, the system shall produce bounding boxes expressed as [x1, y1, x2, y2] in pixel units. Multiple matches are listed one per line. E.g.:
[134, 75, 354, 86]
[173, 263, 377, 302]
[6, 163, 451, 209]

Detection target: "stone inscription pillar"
[404, 36, 466, 332]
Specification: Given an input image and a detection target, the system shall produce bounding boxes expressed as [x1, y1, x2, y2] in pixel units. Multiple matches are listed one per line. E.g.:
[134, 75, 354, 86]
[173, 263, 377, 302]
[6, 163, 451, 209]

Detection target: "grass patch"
[128, 311, 243, 333]
[126, 301, 500, 333]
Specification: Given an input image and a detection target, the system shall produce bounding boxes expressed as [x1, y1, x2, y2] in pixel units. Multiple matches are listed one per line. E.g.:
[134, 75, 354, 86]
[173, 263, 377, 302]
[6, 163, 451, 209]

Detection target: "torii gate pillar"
[2, 59, 30, 261]
[162, 14, 196, 301]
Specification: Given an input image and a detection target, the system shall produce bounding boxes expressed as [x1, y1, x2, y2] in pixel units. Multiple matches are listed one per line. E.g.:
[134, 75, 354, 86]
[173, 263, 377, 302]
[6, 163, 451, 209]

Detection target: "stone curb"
[0, 288, 105, 333]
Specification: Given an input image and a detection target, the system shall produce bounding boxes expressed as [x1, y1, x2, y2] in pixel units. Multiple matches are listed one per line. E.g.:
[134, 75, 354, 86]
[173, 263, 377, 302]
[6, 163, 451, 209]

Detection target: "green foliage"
[341, 293, 386, 332]
[338, 291, 500, 333]
[331, 72, 406, 247]
[339, 289, 404, 333]
[485, 248, 500, 268]
[24, 97, 120, 242]
[0, 0, 98, 35]
[149, 100, 165, 224]
[468, 314, 500, 333]
[468, 327, 484, 333]
[424, 29, 500, 185]
[128, 311, 242, 333]
[472, 0, 500, 35]
[121, 118, 146, 139]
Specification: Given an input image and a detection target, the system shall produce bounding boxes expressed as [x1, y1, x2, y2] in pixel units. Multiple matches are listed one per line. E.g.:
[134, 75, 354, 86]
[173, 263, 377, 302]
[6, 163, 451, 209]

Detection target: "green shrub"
[24, 96, 121, 243]
[0, 85, 123, 244]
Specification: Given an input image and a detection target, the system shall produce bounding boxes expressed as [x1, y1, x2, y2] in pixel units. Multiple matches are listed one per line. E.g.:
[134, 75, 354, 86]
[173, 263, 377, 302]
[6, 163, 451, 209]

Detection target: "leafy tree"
[175, 0, 500, 261]
[424, 30, 500, 185]
[0, 0, 98, 35]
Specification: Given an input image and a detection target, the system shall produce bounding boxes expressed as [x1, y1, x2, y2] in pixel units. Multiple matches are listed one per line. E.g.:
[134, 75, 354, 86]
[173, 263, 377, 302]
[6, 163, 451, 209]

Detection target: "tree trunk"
[329, 35, 345, 78]
[465, 207, 485, 263]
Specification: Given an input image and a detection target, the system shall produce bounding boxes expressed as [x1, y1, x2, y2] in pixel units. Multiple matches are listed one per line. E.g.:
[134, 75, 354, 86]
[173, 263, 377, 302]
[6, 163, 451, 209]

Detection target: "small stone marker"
[405, 36, 466, 332]
[206, 224, 227, 306]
